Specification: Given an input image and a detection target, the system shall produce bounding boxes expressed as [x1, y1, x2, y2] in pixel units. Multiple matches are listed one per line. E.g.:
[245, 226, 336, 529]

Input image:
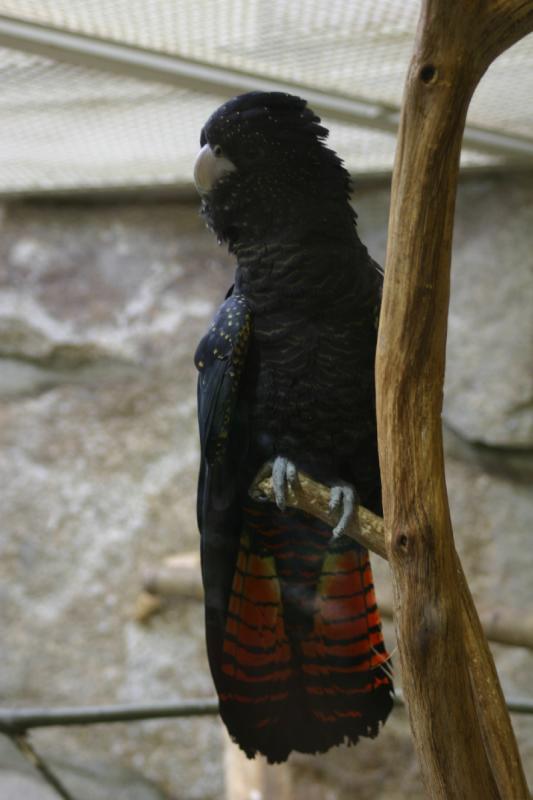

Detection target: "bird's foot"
[254, 456, 297, 511]
[253, 461, 358, 537]
[328, 482, 359, 538]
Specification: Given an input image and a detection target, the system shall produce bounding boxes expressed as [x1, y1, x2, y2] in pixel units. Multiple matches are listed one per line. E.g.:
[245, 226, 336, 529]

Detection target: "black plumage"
[194, 91, 393, 762]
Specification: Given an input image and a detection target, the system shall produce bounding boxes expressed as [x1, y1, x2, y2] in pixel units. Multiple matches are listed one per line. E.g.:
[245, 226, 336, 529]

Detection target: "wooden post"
[224, 732, 293, 800]
[375, 1, 533, 798]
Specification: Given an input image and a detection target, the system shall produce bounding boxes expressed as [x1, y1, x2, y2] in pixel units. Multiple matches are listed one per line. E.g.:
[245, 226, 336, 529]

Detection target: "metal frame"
[2, 13, 533, 164]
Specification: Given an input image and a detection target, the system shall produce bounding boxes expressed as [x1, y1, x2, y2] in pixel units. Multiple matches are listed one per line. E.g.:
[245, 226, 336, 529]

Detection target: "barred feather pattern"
[217, 500, 393, 763]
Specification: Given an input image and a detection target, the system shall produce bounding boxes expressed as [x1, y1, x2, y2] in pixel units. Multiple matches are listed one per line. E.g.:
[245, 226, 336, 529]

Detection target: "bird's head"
[194, 92, 354, 250]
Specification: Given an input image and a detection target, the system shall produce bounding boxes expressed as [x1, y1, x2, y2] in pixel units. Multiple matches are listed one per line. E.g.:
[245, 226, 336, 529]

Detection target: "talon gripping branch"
[193, 92, 393, 763]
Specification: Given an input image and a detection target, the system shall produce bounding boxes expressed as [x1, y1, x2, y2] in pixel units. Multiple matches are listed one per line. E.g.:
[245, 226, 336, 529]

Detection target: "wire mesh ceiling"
[0, 0, 532, 195]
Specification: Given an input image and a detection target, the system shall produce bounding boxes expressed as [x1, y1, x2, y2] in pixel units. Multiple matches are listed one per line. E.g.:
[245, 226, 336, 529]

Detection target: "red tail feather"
[212, 502, 393, 762]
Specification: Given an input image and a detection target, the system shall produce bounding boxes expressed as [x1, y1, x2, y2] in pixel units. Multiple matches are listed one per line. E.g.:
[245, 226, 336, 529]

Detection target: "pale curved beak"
[193, 144, 236, 195]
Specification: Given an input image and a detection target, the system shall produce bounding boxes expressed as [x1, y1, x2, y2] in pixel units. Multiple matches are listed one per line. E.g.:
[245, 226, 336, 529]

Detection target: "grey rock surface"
[357, 174, 533, 447]
[0, 189, 532, 799]
[0, 201, 231, 800]
[0, 734, 166, 800]
[0, 772, 58, 800]
[445, 175, 533, 447]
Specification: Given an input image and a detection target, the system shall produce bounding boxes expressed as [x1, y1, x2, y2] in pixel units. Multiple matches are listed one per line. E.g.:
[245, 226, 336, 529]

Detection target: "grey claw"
[272, 456, 297, 511]
[329, 486, 342, 512]
[286, 461, 297, 487]
[330, 484, 357, 538]
[272, 456, 288, 510]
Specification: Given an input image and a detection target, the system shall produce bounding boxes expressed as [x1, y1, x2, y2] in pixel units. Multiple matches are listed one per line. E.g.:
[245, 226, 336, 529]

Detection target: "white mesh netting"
[0, 1, 531, 194]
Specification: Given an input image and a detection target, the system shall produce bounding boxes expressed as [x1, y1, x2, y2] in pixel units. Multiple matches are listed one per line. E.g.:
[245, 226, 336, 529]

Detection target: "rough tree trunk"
[375, 1, 533, 798]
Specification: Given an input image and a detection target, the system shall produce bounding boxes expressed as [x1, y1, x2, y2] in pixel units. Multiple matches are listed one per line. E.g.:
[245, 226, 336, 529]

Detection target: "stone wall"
[0, 175, 532, 799]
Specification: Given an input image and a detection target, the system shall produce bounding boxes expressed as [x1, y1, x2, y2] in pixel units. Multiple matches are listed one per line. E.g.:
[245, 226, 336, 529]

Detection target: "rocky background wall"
[0, 173, 532, 800]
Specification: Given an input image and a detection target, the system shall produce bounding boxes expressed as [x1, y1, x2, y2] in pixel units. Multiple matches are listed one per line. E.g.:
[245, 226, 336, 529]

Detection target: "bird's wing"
[195, 291, 252, 516]
[195, 292, 253, 629]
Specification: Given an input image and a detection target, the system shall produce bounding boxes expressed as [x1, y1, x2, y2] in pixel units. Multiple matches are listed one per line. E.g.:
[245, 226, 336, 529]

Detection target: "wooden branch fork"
[373, 1, 533, 798]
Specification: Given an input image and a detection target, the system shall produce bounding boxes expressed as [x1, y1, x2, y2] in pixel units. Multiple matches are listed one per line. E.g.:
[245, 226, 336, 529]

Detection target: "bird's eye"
[212, 144, 223, 157]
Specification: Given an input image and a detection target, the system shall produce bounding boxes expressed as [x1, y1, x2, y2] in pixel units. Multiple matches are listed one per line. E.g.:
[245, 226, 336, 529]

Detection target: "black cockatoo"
[193, 91, 393, 763]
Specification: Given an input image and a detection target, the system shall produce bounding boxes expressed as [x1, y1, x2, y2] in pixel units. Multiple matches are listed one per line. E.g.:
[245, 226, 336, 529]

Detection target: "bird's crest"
[201, 91, 330, 148]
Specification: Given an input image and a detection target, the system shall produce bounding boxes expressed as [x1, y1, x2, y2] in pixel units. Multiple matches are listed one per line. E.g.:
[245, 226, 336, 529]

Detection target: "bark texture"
[375, 1, 533, 798]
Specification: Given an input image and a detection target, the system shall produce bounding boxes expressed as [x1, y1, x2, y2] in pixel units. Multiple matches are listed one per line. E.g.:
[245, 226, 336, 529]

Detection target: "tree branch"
[375, 1, 533, 797]
[11, 735, 76, 800]
[3, 692, 533, 735]
[0, 700, 219, 735]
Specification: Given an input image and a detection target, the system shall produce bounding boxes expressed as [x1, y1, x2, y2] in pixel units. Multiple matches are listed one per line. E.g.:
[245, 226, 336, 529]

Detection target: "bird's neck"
[201, 170, 358, 255]
[236, 192, 357, 249]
